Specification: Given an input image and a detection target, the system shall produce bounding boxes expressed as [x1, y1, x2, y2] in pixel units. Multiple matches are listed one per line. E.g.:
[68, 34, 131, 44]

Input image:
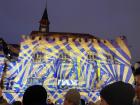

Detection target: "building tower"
[39, 7, 50, 33]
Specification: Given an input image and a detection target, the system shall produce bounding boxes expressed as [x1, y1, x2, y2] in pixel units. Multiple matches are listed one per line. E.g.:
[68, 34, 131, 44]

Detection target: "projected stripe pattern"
[0, 34, 134, 104]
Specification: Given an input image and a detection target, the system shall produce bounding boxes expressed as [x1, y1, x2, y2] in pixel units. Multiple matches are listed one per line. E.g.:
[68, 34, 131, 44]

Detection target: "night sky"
[0, 0, 140, 64]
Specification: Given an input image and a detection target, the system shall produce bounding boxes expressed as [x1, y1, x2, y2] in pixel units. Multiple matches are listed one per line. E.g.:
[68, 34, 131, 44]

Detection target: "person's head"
[88, 101, 94, 105]
[47, 99, 51, 104]
[64, 89, 80, 105]
[48, 99, 54, 105]
[12, 101, 22, 105]
[80, 99, 85, 105]
[134, 68, 140, 99]
[88, 101, 100, 105]
[134, 68, 140, 86]
[22, 85, 47, 105]
[134, 62, 140, 70]
[100, 81, 135, 105]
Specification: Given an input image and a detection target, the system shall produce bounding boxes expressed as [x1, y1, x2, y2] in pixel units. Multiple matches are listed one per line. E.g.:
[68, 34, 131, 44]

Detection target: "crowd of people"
[0, 68, 140, 105]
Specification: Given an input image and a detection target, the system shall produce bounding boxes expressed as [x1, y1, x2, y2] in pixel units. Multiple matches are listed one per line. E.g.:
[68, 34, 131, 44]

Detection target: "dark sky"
[0, 0, 140, 64]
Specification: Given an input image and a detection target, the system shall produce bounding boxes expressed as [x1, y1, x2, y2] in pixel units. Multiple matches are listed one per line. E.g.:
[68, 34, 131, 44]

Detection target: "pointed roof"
[42, 8, 48, 20]
[40, 8, 50, 25]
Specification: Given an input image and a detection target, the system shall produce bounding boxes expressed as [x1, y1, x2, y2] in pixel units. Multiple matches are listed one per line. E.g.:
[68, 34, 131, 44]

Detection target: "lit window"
[33, 51, 44, 62]
[105, 54, 113, 63]
[87, 51, 95, 62]
[59, 52, 71, 63]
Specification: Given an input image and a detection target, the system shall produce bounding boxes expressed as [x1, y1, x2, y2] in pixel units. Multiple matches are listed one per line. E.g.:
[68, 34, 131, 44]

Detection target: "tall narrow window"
[105, 54, 113, 63]
[87, 51, 95, 62]
[59, 52, 71, 63]
[33, 51, 44, 63]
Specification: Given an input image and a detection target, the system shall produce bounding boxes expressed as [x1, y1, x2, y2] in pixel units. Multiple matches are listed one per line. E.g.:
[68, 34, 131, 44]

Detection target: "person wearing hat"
[100, 81, 135, 105]
[64, 89, 80, 105]
[22, 85, 47, 105]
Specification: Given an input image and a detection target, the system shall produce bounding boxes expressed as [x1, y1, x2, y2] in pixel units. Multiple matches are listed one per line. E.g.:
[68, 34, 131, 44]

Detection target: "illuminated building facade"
[0, 8, 134, 103]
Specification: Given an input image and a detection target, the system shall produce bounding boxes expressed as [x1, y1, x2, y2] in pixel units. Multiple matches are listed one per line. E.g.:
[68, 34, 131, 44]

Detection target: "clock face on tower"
[41, 28, 46, 32]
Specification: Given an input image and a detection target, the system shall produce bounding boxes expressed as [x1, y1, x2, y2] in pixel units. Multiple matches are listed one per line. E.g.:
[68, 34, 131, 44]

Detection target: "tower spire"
[46, 0, 48, 11]
[39, 0, 50, 33]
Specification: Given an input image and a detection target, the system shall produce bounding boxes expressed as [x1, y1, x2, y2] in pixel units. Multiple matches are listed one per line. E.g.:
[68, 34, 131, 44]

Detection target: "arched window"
[33, 51, 44, 62]
[105, 54, 114, 63]
[87, 51, 95, 62]
[59, 52, 71, 63]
